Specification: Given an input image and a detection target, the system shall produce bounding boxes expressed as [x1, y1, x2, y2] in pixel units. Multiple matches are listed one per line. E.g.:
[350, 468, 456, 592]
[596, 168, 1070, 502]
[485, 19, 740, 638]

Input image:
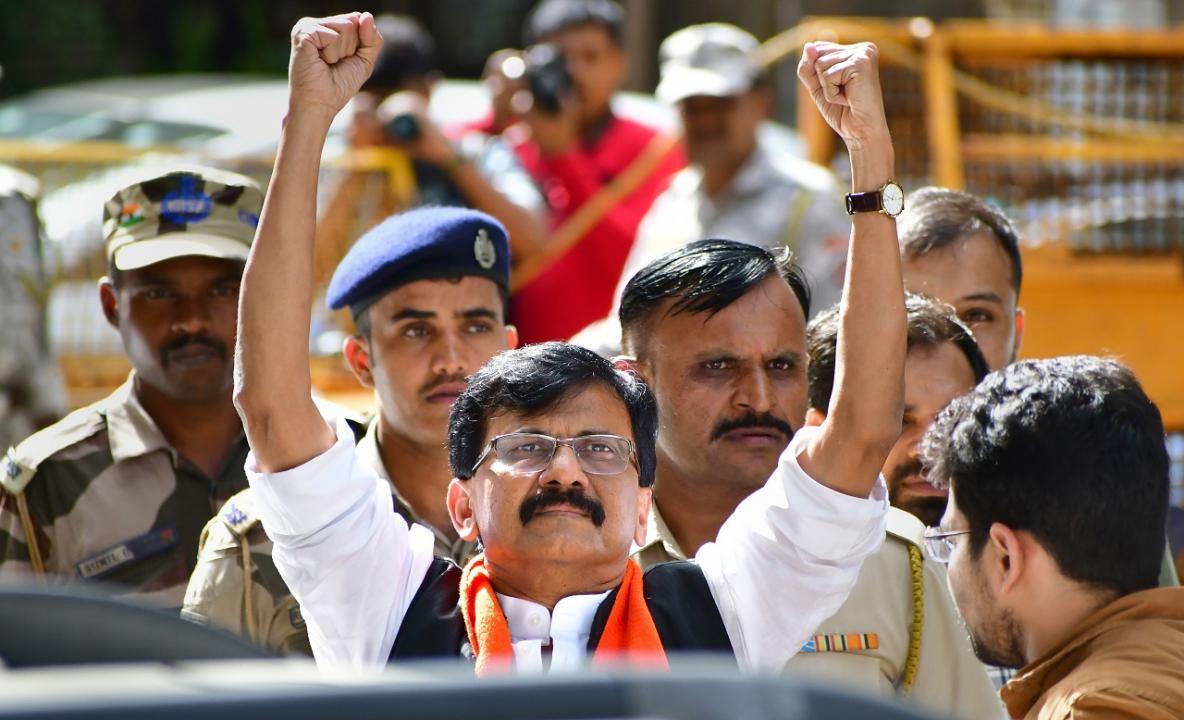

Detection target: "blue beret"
[327, 206, 511, 315]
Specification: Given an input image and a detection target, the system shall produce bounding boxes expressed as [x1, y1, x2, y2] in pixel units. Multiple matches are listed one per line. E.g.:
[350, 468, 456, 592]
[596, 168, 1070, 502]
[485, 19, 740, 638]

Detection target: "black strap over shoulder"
[388, 558, 466, 660]
[589, 561, 735, 664]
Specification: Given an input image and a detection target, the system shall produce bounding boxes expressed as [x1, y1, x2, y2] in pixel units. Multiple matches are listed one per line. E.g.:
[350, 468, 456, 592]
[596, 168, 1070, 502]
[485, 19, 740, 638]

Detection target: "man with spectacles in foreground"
[922, 356, 1184, 718]
[235, 13, 904, 672]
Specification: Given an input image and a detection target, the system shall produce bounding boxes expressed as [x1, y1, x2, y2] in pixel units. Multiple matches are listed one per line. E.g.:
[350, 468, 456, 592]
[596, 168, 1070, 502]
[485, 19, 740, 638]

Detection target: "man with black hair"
[923, 355, 1184, 718]
[508, 0, 685, 344]
[806, 293, 989, 529]
[0, 167, 259, 607]
[898, 187, 1024, 371]
[618, 240, 812, 566]
[620, 247, 999, 716]
[318, 14, 544, 280]
[235, 14, 903, 672]
[183, 206, 515, 653]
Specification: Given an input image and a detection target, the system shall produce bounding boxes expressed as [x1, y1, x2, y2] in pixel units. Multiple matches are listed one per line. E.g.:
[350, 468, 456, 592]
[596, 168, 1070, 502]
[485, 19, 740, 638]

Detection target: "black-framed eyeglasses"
[922, 528, 982, 564]
[471, 432, 636, 476]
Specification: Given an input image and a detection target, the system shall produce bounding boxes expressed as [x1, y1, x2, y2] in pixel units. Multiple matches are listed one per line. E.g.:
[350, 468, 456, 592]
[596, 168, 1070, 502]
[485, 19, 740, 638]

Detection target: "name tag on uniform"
[800, 633, 880, 654]
[75, 526, 180, 580]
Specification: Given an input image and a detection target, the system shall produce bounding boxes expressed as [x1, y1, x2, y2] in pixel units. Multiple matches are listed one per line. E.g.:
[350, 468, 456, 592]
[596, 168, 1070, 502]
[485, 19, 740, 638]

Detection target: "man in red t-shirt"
[509, 0, 685, 344]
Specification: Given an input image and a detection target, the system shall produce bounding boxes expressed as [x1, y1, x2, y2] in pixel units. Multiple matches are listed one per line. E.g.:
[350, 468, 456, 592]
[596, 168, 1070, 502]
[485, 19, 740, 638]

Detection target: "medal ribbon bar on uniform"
[799, 632, 880, 653]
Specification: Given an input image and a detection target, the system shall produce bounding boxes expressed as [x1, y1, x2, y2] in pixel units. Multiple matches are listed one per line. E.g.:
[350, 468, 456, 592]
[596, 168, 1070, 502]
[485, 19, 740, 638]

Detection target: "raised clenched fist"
[288, 12, 383, 120]
[797, 41, 889, 146]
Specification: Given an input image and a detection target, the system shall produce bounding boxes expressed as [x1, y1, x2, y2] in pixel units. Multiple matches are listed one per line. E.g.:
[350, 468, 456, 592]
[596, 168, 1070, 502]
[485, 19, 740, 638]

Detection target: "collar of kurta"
[1000, 586, 1184, 716]
[459, 554, 669, 676]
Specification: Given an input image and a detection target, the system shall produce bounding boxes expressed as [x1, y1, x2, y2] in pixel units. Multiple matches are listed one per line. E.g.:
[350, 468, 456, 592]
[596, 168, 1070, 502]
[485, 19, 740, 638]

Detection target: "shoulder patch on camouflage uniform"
[885, 506, 926, 549]
[218, 488, 261, 537]
[2, 405, 108, 495]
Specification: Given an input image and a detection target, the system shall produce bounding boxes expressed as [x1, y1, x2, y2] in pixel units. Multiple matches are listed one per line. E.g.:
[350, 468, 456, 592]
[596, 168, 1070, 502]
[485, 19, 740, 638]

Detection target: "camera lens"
[387, 113, 421, 141]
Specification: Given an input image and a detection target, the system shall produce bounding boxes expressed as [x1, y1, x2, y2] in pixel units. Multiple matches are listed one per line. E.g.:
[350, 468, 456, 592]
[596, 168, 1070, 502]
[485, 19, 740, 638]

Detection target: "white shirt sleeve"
[246, 415, 436, 670]
[696, 424, 889, 673]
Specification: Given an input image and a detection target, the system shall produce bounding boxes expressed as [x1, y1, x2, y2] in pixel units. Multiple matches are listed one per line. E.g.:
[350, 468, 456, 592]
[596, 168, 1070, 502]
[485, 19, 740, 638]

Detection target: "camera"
[386, 113, 421, 141]
[522, 43, 572, 114]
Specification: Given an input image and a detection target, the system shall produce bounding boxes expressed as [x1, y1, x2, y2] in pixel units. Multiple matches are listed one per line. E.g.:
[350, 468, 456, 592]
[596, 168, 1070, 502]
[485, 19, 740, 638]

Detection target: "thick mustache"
[888, 458, 927, 488]
[710, 412, 794, 443]
[160, 335, 226, 365]
[519, 488, 606, 527]
[420, 373, 468, 396]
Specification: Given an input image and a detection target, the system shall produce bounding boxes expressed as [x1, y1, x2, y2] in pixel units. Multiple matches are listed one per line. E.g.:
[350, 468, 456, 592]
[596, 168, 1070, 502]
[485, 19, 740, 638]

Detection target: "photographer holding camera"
[507, 0, 686, 345]
[316, 14, 545, 285]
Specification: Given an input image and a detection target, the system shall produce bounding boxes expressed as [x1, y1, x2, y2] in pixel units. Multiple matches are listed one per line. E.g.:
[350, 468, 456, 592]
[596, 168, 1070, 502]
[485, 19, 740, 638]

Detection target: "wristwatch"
[846, 181, 905, 217]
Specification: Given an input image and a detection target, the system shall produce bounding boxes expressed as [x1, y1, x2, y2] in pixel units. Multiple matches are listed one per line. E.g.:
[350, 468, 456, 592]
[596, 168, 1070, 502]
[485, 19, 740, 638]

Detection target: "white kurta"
[248, 417, 888, 672]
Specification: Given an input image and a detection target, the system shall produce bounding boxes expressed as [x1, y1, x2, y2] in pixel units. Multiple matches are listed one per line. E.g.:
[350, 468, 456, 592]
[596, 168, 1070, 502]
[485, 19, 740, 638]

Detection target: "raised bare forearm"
[823, 141, 906, 490]
[236, 113, 337, 471]
[797, 42, 906, 497]
[235, 12, 382, 472]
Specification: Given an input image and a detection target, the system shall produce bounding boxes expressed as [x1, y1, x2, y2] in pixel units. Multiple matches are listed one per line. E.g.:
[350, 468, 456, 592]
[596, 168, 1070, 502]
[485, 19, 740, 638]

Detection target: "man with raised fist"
[236, 13, 903, 674]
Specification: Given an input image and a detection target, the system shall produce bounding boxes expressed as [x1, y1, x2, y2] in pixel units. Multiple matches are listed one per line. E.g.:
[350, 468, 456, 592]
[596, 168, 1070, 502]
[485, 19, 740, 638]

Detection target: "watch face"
[882, 183, 905, 216]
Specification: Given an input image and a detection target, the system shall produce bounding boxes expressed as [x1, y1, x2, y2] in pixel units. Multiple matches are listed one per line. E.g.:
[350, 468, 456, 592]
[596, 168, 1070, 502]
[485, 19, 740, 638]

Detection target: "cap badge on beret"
[160, 174, 213, 225]
[474, 227, 497, 270]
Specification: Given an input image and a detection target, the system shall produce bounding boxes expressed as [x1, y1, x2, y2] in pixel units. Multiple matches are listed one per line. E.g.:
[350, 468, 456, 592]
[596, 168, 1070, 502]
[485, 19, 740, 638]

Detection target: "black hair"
[618, 239, 811, 355]
[362, 14, 438, 95]
[807, 293, 989, 412]
[523, 0, 624, 46]
[898, 186, 1023, 295]
[449, 342, 657, 487]
[921, 355, 1169, 598]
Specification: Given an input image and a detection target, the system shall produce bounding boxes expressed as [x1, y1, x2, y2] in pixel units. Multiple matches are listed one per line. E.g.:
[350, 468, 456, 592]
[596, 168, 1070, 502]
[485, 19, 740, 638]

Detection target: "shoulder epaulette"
[217, 488, 261, 537]
[1, 403, 109, 495]
[885, 506, 926, 549]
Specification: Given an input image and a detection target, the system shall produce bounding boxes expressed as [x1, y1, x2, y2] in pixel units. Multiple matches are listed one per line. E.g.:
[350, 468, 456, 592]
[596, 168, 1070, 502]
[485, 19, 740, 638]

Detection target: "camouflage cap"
[103, 166, 263, 271]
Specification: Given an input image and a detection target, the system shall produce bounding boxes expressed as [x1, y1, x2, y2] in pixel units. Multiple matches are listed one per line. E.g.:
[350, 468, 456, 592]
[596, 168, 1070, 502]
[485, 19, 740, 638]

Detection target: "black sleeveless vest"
[388, 559, 735, 665]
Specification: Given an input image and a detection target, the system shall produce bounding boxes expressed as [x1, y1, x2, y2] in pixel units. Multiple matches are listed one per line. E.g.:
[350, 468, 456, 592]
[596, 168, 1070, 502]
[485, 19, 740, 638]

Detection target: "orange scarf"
[459, 554, 669, 676]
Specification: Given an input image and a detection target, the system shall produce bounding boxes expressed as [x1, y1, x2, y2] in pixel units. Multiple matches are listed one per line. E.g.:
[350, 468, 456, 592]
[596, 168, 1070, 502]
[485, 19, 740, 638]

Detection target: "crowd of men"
[1, 2, 1183, 718]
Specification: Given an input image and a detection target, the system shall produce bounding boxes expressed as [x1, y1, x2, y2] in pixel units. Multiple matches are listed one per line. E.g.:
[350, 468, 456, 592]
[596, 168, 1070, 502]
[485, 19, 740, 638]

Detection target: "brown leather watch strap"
[845, 190, 883, 215]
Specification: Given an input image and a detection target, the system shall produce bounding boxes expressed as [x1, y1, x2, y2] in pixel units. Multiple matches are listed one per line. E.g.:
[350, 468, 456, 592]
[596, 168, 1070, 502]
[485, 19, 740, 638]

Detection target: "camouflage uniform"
[0, 166, 263, 608]
[0, 376, 249, 607]
[0, 166, 67, 451]
[182, 419, 478, 653]
[634, 505, 1005, 719]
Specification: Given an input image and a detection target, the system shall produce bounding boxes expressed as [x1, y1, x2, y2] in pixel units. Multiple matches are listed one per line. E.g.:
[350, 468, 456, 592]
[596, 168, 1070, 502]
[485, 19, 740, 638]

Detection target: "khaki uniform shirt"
[182, 419, 477, 654]
[0, 375, 249, 608]
[1002, 587, 1184, 719]
[633, 504, 1004, 719]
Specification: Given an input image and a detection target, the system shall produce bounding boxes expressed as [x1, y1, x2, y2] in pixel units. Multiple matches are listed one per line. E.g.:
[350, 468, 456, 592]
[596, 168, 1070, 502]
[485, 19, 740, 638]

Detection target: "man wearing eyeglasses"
[235, 14, 903, 672]
[921, 356, 1184, 718]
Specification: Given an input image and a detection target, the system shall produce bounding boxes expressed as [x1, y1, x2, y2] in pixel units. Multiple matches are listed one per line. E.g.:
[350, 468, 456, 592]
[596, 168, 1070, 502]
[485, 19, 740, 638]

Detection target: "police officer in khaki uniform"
[788, 293, 1001, 716]
[617, 242, 1003, 718]
[182, 206, 517, 652]
[0, 167, 261, 608]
